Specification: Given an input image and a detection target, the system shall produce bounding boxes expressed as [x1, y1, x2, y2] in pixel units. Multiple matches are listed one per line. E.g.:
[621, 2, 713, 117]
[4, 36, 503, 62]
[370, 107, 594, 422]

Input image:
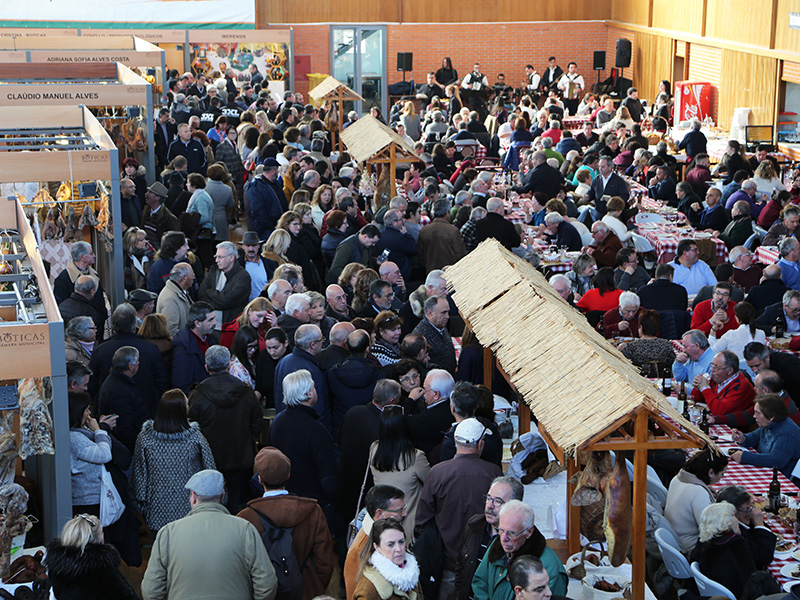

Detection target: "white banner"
[2, 0, 255, 27]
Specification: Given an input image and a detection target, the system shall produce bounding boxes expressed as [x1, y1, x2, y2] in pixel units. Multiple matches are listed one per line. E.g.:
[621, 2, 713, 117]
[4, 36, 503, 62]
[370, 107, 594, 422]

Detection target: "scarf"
[369, 550, 420, 592]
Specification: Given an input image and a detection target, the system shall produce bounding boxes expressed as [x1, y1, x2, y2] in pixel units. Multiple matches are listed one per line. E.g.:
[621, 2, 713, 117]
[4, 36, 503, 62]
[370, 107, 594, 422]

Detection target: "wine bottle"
[769, 467, 781, 513]
[679, 382, 689, 418]
[776, 311, 787, 339]
[699, 409, 710, 435]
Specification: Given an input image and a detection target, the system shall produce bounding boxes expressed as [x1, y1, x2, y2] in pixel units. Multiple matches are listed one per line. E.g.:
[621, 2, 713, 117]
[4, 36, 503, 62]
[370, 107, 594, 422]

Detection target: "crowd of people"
[46, 60, 800, 600]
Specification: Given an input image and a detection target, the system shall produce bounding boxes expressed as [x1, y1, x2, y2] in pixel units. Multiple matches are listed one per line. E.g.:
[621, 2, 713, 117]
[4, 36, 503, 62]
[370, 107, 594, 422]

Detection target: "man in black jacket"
[454, 477, 523, 600]
[745, 342, 800, 409]
[98, 346, 145, 453]
[59, 277, 105, 343]
[745, 264, 789, 317]
[637, 264, 688, 312]
[585, 155, 629, 216]
[189, 345, 262, 513]
[407, 368, 456, 460]
[755, 290, 800, 335]
[513, 151, 562, 198]
[88, 304, 168, 416]
[198, 241, 251, 327]
[53, 242, 108, 338]
[474, 198, 522, 251]
[327, 330, 384, 438]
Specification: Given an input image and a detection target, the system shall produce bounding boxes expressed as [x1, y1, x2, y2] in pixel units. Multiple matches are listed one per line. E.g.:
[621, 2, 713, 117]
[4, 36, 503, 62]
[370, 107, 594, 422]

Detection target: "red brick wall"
[293, 21, 610, 99]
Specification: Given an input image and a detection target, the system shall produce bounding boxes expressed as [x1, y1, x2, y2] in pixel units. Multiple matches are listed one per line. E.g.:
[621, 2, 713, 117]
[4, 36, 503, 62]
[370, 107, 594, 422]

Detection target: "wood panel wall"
[719, 49, 777, 128]
[632, 32, 673, 102]
[610, 0, 649, 26]
[783, 61, 800, 84]
[775, 0, 800, 55]
[257, 0, 610, 24]
[706, 0, 773, 48]
[650, 0, 703, 36]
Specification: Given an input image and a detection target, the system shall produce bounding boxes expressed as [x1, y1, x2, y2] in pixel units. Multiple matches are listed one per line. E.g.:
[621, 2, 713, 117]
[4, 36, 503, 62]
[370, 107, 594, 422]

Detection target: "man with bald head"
[709, 369, 800, 429]
[474, 197, 521, 250]
[325, 284, 355, 321]
[317, 321, 355, 372]
[512, 150, 563, 198]
[745, 264, 788, 316]
[266, 279, 293, 315]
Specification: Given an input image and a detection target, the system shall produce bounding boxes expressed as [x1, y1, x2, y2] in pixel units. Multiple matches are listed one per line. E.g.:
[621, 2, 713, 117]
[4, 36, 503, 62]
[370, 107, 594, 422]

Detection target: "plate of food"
[780, 562, 800, 579]
[694, 231, 713, 238]
[775, 536, 797, 556]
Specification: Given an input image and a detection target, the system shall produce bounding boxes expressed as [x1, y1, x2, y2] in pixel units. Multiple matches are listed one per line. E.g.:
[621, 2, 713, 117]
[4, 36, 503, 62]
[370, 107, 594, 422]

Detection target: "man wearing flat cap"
[237, 447, 335, 600]
[128, 288, 158, 329]
[141, 469, 277, 600]
[142, 182, 180, 251]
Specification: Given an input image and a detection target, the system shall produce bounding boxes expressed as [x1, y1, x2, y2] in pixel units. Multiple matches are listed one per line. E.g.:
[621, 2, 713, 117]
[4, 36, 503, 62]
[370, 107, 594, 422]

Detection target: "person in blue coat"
[274, 323, 331, 430]
[171, 302, 217, 394]
[246, 158, 288, 241]
[730, 394, 800, 479]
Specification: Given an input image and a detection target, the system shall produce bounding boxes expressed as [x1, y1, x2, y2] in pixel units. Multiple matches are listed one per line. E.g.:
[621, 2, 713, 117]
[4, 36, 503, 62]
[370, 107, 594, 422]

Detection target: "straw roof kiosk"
[445, 240, 712, 600]
[341, 114, 421, 199]
[308, 76, 363, 154]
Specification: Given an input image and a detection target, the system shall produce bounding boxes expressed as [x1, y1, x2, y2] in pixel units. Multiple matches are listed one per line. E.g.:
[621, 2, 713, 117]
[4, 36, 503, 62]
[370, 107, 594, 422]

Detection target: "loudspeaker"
[396, 52, 413, 72]
[593, 51, 606, 71]
[616, 39, 632, 68]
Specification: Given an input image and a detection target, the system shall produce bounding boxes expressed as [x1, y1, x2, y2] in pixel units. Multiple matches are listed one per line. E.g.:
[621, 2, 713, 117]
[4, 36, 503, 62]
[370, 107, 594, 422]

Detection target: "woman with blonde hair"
[277, 210, 321, 290]
[753, 159, 786, 200]
[261, 229, 291, 268]
[400, 101, 421, 142]
[122, 226, 153, 292]
[44, 513, 139, 599]
[289, 189, 311, 210]
[220, 296, 277, 349]
[283, 161, 302, 198]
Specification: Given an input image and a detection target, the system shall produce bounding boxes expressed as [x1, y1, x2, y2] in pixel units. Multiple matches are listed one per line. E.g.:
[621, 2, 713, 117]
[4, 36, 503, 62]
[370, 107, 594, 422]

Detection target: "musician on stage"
[557, 62, 585, 117]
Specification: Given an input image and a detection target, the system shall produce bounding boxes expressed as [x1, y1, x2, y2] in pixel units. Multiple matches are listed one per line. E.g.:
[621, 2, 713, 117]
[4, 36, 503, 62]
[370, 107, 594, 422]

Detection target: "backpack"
[251, 508, 304, 600]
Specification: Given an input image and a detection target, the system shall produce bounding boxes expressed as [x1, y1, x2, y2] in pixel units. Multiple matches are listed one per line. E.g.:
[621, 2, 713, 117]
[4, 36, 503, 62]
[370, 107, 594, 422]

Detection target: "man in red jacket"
[692, 350, 755, 416]
[691, 282, 737, 336]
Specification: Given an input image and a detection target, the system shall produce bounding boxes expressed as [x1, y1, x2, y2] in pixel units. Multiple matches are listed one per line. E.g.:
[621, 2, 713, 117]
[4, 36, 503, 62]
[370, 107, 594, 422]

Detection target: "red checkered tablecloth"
[710, 424, 799, 583]
[756, 246, 780, 266]
[636, 224, 729, 264]
[563, 116, 591, 130]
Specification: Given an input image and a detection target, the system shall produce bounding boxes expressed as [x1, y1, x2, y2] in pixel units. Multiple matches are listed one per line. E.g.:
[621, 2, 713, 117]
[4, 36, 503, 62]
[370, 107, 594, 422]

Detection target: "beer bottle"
[769, 467, 781, 513]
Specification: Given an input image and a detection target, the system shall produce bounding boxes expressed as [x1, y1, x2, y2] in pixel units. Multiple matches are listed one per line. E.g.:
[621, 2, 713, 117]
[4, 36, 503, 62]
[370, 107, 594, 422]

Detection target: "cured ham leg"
[605, 451, 633, 567]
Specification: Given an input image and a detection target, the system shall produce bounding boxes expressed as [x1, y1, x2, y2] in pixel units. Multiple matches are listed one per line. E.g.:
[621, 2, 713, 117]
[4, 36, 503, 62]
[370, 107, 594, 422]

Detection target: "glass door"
[331, 25, 387, 117]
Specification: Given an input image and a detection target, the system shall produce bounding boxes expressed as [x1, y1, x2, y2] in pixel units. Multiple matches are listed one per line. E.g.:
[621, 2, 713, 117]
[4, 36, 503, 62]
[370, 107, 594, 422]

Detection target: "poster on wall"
[0, 0, 254, 28]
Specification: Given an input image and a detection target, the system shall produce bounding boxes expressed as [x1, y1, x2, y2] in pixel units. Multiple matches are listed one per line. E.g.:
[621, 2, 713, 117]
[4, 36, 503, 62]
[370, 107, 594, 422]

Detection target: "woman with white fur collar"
[353, 518, 421, 600]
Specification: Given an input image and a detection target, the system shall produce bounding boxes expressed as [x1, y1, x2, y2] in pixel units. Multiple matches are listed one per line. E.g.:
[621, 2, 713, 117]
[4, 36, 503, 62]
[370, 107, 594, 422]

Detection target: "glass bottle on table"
[678, 382, 689, 417]
[776, 311, 787, 339]
[699, 409, 710, 435]
[769, 467, 781, 514]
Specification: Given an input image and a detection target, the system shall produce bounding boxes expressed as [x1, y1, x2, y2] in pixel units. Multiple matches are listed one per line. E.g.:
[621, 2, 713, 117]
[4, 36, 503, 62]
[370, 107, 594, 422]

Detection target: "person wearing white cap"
[141, 469, 277, 600]
[414, 418, 502, 600]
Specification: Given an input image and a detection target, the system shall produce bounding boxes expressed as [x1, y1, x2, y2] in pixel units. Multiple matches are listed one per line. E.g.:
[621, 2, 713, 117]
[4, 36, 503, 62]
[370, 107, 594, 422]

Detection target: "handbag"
[346, 454, 372, 548]
[99, 465, 125, 527]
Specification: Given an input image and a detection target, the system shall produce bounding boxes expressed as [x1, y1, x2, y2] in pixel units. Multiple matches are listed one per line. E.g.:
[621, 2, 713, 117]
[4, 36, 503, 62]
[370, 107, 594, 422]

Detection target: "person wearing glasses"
[715, 485, 776, 571]
[472, 500, 568, 599]
[415, 418, 502, 600]
[690, 350, 755, 417]
[690, 282, 738, 337]
[454, 477, 523, 600]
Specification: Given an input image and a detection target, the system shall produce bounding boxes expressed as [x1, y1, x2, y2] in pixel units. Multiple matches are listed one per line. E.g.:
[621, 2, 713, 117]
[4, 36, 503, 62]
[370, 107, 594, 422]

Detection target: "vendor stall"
[309, 75, 364, 154]
[0, 194, 67, 547]
[0, 105, 123, 307]
[340, 114, 421, 203]
[0, 36, 166, 130]
[445, 239, 713, 600]
[0, 62, 155, 186]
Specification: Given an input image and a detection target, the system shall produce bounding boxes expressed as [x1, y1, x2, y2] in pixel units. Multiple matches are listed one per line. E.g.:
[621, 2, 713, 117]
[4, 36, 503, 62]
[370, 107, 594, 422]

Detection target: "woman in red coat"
[219, 296, 277, 349]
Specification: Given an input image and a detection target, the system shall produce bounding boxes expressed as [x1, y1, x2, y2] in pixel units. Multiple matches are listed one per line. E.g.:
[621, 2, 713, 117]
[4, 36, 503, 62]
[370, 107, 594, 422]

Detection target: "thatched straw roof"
[445, 239, 709, 458]
[340, 114, 421, 164]
[308, 76, 363, 102]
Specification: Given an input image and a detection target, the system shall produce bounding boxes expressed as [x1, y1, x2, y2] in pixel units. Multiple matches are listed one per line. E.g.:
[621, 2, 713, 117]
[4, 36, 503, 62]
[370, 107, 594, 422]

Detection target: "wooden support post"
[389, 144, 397, 198]
[482, 346, 493, 389]
[566, 458, 581, 555]
[632, 410, 649, 600]
[518, 403, 531, 435]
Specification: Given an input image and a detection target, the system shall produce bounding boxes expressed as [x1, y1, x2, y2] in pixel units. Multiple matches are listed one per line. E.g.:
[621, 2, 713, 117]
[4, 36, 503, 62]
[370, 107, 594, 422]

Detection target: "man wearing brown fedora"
[142, 181, 180, 250]
[237, 447, 334, 600]
[237, 231, 275, 302]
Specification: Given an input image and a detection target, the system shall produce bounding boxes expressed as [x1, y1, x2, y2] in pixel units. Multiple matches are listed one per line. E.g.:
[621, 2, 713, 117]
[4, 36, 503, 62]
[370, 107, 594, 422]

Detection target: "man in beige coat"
[156, 262, 194, 338]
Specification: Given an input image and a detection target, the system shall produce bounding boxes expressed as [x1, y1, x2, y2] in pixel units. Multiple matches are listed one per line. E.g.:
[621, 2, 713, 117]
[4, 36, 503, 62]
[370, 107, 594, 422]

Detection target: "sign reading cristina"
[1, 0, 254, 28]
